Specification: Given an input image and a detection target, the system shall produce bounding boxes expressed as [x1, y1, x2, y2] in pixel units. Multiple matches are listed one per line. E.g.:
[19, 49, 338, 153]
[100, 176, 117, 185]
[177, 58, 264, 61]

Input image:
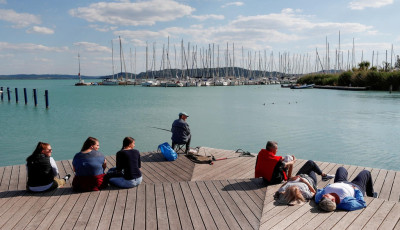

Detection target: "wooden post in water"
[45, 90, 49, 109]
[7, 87, 10, 101]
[15, 88, 19, 103]
[33, 89, 38, 106]
[24, 88, 27, 104]
[1, 87, 3, 101]
[390, 84, 393, 94]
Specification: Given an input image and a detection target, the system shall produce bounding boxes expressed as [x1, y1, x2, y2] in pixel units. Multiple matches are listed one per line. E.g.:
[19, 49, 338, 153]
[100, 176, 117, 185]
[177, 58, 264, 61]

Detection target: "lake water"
[1, 79, 400, 170]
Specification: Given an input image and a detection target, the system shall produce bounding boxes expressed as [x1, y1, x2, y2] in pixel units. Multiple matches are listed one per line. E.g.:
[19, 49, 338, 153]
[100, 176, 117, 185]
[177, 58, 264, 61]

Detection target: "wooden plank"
[346, 198, 385, 230]
[17, 164, 27, 190]
[154, 183, 169, 230]
[121, 187, 137, 230]
[227, 179, 262, 214]
[378, 202, 400, 230]
[195, 181, 230, 230]
[203, 180, 241, 230]
[171, 182, 194, 230]
[85, 190, 110, 230]
[163, 183, 181, 230]
[362, 200, 396, 230]
[212, 180, 254, 229]
[108, 189, 127, 230]
[35, 189, 75, 229]
[379, 170, 395, 201]
[330, 197, 375, 230]
[134, 184, 146, 230]
[180, 182, 207, 230]
[59, 192, 91, 230]
[14, 188, 67, 230]
[232, 179, 264, 210]
[0, 166, 12, 191]
[268, 202, 315, 230]
[146, 183, 158, 230]
[373, 169, 387, 198]
[97, 189, 119, 230]
[389, 171, 400, 202]
[261, 203, 304, 230]
[73, 191, 101, 230]
[285, 201, 320, 230]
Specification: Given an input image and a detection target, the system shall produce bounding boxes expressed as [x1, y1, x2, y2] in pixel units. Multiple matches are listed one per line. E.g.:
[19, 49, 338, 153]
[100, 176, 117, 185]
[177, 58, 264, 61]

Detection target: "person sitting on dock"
[255, 141, 296, 185]
[108, 137, 142, 188]
[171, 112, 191, 154]
[72, 137, 108, 192]
[26, 142, 71, 192]
[275, 160, 334, 205]
[315, 167, 377, 212]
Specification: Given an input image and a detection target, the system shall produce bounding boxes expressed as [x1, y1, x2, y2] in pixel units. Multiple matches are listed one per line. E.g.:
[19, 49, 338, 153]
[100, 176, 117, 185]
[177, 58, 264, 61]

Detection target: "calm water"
[1, 79, 400, 170]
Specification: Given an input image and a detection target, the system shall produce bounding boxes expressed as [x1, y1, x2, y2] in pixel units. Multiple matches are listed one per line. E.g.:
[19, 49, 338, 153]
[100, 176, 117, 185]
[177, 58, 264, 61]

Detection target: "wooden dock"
[0, 147, 399, 229]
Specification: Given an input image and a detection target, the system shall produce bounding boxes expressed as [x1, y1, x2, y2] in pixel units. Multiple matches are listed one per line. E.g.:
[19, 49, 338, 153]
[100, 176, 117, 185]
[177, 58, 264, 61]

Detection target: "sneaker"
[373, 192, 378, 198]
[63, 174, 71, 181]
[322, 174, 335, 181]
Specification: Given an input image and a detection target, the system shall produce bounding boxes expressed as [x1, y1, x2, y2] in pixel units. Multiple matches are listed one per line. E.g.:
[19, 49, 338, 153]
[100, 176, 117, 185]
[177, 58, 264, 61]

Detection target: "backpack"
[158, 142, 178, 161]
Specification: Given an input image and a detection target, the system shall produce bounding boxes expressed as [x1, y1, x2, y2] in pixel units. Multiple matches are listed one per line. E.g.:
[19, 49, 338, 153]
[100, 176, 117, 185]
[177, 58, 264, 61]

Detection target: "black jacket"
[26, 154, 54, 187]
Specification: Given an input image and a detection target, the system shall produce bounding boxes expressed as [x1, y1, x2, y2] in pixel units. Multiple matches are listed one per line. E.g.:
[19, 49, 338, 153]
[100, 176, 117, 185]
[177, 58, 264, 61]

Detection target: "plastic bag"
[158, 142, 178, 161]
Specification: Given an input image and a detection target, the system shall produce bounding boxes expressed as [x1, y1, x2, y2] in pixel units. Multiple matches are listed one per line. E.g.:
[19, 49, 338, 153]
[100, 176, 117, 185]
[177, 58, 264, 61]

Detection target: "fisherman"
[171, 112, 191, 154]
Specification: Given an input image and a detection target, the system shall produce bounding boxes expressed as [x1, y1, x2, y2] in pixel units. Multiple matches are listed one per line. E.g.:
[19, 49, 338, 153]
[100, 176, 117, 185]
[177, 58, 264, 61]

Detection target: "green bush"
[338, 71, 352, 86]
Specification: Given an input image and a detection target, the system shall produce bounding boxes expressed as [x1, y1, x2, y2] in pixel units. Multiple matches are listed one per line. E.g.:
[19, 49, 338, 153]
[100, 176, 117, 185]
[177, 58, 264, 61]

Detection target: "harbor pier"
[0, 147, 399, 229]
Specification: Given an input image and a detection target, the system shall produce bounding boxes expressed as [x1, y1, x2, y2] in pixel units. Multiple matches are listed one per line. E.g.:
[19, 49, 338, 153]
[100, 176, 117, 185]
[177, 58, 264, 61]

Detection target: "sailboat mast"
[112, 40, 115, 80]
[78, 53, 81, 81]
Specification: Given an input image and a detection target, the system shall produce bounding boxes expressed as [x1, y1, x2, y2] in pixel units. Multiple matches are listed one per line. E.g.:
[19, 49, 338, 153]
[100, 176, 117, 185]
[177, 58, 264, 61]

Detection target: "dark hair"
[27, 141, 49, 162]
[122, 137, 135, 150]
[81, 137, 98, 152]
[266, 141, 278, 150]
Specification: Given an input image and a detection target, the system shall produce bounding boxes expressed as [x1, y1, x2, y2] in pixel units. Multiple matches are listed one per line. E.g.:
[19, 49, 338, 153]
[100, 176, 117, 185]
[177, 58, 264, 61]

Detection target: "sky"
[0, 0, 399, 76]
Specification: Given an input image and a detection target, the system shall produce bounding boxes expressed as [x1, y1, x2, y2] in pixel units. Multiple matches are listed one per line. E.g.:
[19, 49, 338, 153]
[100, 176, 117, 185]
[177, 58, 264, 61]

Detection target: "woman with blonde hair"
[275, 160, 334, 205]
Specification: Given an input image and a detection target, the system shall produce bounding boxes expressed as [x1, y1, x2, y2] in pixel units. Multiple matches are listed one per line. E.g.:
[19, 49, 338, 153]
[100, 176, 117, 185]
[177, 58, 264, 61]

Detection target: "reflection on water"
[1, 80, 400, 171]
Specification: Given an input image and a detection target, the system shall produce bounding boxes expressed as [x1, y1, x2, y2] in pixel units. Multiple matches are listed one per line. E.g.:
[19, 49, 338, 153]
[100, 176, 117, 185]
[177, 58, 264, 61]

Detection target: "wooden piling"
[0, 87, 3, 101]
[24, 88, 27, 104]
[45, 90, 49, 109]
[33, 89, 37, 106]
[15, 88, 18, 103]
[7, 87, 10, 101]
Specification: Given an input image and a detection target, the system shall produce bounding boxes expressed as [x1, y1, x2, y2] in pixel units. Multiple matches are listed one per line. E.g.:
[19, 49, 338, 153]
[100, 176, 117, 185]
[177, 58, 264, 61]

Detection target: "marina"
[0, 147, 399, 229]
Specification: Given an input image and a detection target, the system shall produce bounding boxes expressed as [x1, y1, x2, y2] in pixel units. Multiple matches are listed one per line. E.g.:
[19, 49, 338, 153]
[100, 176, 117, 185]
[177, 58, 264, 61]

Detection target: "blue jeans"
[109, 176, 142, 188]
[296, 160, 323, 185]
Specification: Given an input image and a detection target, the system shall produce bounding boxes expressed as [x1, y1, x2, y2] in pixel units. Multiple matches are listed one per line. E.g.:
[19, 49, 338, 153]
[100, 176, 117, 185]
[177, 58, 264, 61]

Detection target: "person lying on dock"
[171, 112, 191, 154]
[274, 160, 334, 205]
[255, 141, 296, 185]
[107, 137, 142, 188]
[315, 167, 377, 212]
[72, 137, 108, 192]
[26, 142, 71, 192]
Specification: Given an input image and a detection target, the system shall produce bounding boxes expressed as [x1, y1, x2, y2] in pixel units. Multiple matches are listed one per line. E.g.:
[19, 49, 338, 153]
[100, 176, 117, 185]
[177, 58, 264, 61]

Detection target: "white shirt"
[324, 182, 355, 202]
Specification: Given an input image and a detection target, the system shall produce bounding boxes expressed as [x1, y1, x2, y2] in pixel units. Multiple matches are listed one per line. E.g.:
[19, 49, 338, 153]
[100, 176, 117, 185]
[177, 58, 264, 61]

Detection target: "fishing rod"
[149, 126, 171, 132]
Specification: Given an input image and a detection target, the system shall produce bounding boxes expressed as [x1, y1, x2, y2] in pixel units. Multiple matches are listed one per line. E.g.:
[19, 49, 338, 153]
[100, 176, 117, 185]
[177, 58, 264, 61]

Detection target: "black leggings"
[296, 160, 323, 185]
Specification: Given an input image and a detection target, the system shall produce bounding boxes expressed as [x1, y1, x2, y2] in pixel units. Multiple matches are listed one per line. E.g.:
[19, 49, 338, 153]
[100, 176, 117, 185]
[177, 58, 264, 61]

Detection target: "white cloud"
[0, 9, 41, 28]
[0, 42, 68, 52]
[89, 24, 118, 32]
[221, 2, 244, 8]
[73, 42, 111, 53]
[349, 0, 393, 10]
[0, 0, 7, 4]
[191, 14, 224, 21]
[69, 0, 194, 26]
[26, 26, 54, 34]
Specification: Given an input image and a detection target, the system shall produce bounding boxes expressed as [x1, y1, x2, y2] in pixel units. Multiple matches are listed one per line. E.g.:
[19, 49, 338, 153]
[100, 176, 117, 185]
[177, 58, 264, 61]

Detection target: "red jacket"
[255, 149, 287, 182]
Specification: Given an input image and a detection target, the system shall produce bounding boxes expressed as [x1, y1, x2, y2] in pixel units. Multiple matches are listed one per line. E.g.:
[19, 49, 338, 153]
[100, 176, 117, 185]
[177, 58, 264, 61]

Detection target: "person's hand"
[288, 175, 300, 181]
[292, 155, 296, 162]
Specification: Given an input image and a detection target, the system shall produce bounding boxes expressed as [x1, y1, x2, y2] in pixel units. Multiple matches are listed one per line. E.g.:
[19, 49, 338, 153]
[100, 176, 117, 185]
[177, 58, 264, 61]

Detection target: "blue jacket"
[315, 186, 366, 211]
[171, 119, 191, 144]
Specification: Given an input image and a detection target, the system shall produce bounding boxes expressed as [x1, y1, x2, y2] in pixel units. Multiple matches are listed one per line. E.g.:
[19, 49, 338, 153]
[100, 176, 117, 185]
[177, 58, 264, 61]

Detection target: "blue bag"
[158, 142, 178, 161]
